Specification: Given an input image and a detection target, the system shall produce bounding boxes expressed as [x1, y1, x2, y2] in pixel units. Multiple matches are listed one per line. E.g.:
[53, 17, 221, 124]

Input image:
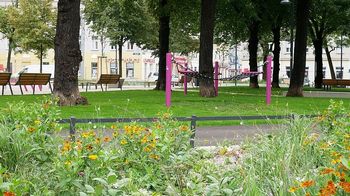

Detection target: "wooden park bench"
[0, 73, 13, 95]
[172, 75, 193, 87]
[323, 79, 350, 90]
[86, 74, 124, 92]
[15, 73, 52, 95]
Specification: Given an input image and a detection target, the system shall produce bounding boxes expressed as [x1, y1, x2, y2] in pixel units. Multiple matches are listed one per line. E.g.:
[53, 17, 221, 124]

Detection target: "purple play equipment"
[166, 52, 272, 107]
[266, 55, 272, 105]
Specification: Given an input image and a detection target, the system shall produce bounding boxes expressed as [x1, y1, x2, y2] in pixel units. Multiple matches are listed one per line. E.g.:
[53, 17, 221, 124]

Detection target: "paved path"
[195, 124, 281, 146]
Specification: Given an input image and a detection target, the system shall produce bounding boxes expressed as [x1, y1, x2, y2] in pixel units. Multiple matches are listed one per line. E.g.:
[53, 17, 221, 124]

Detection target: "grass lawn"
[0, 86, 349, 121]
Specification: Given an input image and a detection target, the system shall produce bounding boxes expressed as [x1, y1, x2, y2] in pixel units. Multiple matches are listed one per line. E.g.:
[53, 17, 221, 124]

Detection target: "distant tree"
[286, 0, 311, 97]
[54, 0, 86, 106]
[10, 0, 56, 73]
[84, 0, 155, 77]
[309, 0, 350, 88]
[0, 1, 18, 72]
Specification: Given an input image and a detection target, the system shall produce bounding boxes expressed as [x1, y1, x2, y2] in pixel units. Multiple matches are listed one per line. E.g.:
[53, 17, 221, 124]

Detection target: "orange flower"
[300, 180, 314, 188]
[62, 141, 71, 152]
[179, 125, 189, 131]
[95, 138, 101, 144]
[320, 168, 334, 175]
[27, 126, 36, 133]
[103, 137, 111, 142]
[320, 181, 336, 196]
[339, 181, 350, 193]
[86, 144, 93, 151]
[3, 191, 15, 196]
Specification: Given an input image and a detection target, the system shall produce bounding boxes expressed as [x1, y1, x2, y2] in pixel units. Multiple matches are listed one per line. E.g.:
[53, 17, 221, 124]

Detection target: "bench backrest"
[0, 73, 11, 85]
[323, 79, 350, 86]
[96, 74, 121, 84]
[322, 79, 338, 85]
[16, 73, 51, 85]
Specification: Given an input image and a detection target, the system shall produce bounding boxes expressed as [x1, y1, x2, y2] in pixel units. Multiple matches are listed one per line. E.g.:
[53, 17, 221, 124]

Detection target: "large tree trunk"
[118, 37, 123, 77]
[248, 21, 260, 88]
[260, 42, 269, 81]
[313, 37, 323, 88]
[272, 26, 281, 88]
[54, 0, 87, 106]
[6, 39, 12, 72]
[155, 0, 170, 90]
[286, 0, 311, 97]
[199, 0, 216, 97]
[325, 45, 336, 79]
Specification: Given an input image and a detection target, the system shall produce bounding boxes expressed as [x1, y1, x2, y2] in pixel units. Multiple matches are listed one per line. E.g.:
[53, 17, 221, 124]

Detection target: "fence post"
[190, 115, 197, 148]
[290, 114, 295, 123]
[70, 116, 76, 141]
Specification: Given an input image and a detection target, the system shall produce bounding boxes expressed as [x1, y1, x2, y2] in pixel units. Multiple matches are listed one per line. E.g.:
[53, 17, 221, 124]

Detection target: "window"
[43, 62, 49, 65]
[286, 66, 291, 78]
[91, 62, 98, 78]
[126, 62, 134, 78]
[336, 67, 343, 79]
[323, 67, 326, 78]
[286, 47, 290, 53]
[92, 36, 99, 50]
[127, 42, 134, 50]
[110, 62, 117, 74]
[110, 44, 116, 50]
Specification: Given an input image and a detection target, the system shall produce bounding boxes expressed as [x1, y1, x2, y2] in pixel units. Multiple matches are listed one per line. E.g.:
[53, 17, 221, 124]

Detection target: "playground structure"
[166, 52, 273, 107]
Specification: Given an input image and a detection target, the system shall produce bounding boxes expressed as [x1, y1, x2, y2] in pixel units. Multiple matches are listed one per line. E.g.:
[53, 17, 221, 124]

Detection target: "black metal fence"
[58, 114, 318, 147]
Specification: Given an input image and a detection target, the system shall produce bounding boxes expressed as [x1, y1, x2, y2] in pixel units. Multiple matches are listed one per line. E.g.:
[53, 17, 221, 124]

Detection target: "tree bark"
[260, 42, 269, 81]
[313, 38, 323, 88]
[155, 0, 170, 91]
[286, 0, 311, 97]
[6, 38, 12, 72]
[118, 37, 123, 77]
[325, 46, 336, 79]
[248, 20, 260, 88]
[54, 0, 87, 106]
[272, 26, 281, 88]
[199, 0, 216, 97]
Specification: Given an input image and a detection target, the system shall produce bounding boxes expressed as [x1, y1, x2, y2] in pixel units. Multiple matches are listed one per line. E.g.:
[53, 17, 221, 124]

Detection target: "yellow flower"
[141, 136, 148, 144]
[121, 139, 128, 145]
[34, 120, 41, 125]
[82, 132, 90, 138]
[88, 154, 98, 160]
[149, 154, 160, 160]
[62, 141, 71, 152]
[111, 125, 117, 129]
[288, 187, 299, 193]
[331, 159, 341, 164]
[144, 147, 151, 152]
[179, 125, 189, 131]
[113, 131, 118, 138]
[65, 161, 71, 166]
[95, 137, 101, 144]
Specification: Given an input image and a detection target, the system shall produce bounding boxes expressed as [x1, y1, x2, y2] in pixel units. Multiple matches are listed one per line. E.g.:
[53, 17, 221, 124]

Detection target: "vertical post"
[235, 44, 238, 86]
[214, 61, 219, 96]
[184, 63, 188, 95]
[190, 115, 197, 148]
[70, 116, 76, 141]
[266, 55, 272, 105]
[166, 53, 172, 107]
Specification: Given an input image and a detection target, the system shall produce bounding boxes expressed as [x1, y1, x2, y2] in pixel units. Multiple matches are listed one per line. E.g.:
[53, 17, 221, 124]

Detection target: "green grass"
[0, 86, 349, 121]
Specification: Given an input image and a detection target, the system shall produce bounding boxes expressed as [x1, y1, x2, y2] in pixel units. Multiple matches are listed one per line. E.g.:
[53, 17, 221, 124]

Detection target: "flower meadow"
[0, 99, 349, 195]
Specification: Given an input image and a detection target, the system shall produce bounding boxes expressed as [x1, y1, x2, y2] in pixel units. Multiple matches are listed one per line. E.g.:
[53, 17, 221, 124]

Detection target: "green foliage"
[9, 0, 56, 60]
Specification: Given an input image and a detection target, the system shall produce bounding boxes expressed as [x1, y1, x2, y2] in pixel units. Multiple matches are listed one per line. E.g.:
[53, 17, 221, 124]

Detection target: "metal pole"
[166, 53, 172, 107]
[266, 56, 272, 105]
[190, 115, 197, 148]
[69, 116, 76, 141]
[340, 34, 343, 79]
[235, 44, 238, 86]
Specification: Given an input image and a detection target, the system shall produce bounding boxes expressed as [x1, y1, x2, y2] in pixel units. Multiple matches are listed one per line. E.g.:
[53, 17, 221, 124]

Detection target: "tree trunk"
[6, 38, 12, 72]
[260, 42, 269, 81]
[118, 37, 123, 77]
[272, 26, 281, 88]
[199, 0, 216, 97]
[286, 0, 311, 97]
[325, 46, 336, 79]
[313, 38, 323, 88]
[155, 0, 170, 91]
[248, 20, 260, 88]
[54, 0, 87, 106]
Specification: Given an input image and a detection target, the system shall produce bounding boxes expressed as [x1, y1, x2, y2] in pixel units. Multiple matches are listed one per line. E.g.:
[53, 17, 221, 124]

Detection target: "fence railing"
[58, 114, 317, 147]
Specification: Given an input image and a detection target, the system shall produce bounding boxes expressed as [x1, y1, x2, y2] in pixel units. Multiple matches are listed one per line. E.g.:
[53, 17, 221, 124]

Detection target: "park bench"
[15, 73, 52, 95]
[172, 75, 193, 87]
[0, 73, 13, 95]
[86, 74, 124, 92]
[323, 79, 350, 90]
